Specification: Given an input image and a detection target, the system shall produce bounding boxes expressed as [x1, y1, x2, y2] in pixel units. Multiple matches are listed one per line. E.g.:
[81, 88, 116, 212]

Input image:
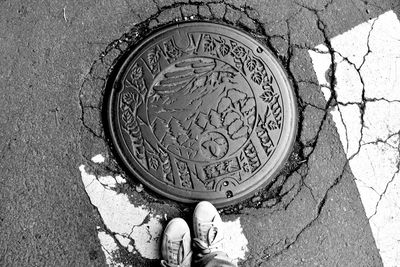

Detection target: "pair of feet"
[161, 201, 225, 267]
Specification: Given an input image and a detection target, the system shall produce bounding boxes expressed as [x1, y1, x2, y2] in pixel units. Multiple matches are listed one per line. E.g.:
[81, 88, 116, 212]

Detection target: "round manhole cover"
[106, 22, 297, 207]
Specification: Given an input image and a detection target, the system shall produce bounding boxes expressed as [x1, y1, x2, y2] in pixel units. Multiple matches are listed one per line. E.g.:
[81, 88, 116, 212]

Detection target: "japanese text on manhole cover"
[106, 22, 297, 207]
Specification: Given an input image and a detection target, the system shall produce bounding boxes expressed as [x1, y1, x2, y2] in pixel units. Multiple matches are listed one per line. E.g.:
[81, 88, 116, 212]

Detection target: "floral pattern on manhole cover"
[106, 22, 297, 207]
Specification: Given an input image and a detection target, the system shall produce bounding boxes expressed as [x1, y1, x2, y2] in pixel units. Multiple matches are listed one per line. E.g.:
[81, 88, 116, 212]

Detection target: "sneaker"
[161, 218, 192, 267]
[192, 201, 224, 255]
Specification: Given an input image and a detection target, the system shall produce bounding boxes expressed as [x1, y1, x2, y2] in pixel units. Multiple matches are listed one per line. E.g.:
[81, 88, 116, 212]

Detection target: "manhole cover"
[106, 22, 297, 207]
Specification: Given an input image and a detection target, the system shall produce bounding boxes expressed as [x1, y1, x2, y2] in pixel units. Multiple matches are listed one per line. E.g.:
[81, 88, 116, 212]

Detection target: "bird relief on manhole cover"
[106, 22, 297, 207]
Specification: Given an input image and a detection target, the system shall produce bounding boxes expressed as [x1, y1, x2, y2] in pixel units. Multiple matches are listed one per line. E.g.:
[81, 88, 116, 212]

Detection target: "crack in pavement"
[266, 165, 350, 261]
[369, 155, 400, 219]
[309, 10, 400, 266]
[79, 164, 164, 265]
[77, 0, 390, 265]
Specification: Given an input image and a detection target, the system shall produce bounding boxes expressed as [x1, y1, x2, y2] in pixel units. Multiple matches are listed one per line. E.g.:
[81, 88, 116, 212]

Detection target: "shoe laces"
[193, 219, 224, 255]
[161, 232, 192, 267]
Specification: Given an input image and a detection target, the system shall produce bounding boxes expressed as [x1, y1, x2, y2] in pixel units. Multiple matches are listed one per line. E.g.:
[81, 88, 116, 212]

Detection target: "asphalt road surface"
[1, 0, 399, 266]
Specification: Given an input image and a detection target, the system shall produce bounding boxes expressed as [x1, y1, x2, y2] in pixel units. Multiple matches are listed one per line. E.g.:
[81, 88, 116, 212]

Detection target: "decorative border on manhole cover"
[105, 21, 297, 207]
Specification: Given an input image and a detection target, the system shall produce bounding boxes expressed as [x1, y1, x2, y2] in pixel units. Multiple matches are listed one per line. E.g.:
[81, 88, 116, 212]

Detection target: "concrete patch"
[309, 10, 400, 266]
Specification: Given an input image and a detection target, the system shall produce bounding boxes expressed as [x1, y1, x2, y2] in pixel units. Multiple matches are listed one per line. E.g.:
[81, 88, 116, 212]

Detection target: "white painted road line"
[79, 160, 248, 266]
[91, 154, 106, 163]
[309, 10, 400, 266]
[80, 164, 164, 260]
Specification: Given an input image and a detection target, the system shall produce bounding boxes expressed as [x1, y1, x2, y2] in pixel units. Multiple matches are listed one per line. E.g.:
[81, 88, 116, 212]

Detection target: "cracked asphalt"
[1, 0, 399, 266]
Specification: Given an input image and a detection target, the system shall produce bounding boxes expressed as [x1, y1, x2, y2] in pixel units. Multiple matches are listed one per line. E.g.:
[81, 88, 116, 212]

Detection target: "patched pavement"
[1, 0, 400, 266]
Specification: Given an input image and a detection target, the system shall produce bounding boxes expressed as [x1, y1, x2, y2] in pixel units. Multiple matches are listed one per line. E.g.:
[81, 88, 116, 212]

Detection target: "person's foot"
[192, 201, 224, 255]
[161, 218, 192, 267]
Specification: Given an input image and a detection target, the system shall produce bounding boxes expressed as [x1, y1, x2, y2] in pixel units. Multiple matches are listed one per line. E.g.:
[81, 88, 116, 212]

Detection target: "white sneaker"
[192, 201, 224, 255]
[161, 218, 192, 267]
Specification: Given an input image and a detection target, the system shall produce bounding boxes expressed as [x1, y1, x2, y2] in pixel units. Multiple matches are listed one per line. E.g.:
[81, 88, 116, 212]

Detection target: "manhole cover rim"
[106, 21, 298, 207]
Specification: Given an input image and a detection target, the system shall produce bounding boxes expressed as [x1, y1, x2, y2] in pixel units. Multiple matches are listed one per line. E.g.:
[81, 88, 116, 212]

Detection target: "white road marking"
[97, 231, 124, 267]
[223, 218, 249, 263]
[79, 164, 249, 266]
[91, 154, 106, 163]
[309, 10, 400, 266]
[98, 175, 117, 188]
[79, 165, 163, 259]
[115, 175, 126, 184]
